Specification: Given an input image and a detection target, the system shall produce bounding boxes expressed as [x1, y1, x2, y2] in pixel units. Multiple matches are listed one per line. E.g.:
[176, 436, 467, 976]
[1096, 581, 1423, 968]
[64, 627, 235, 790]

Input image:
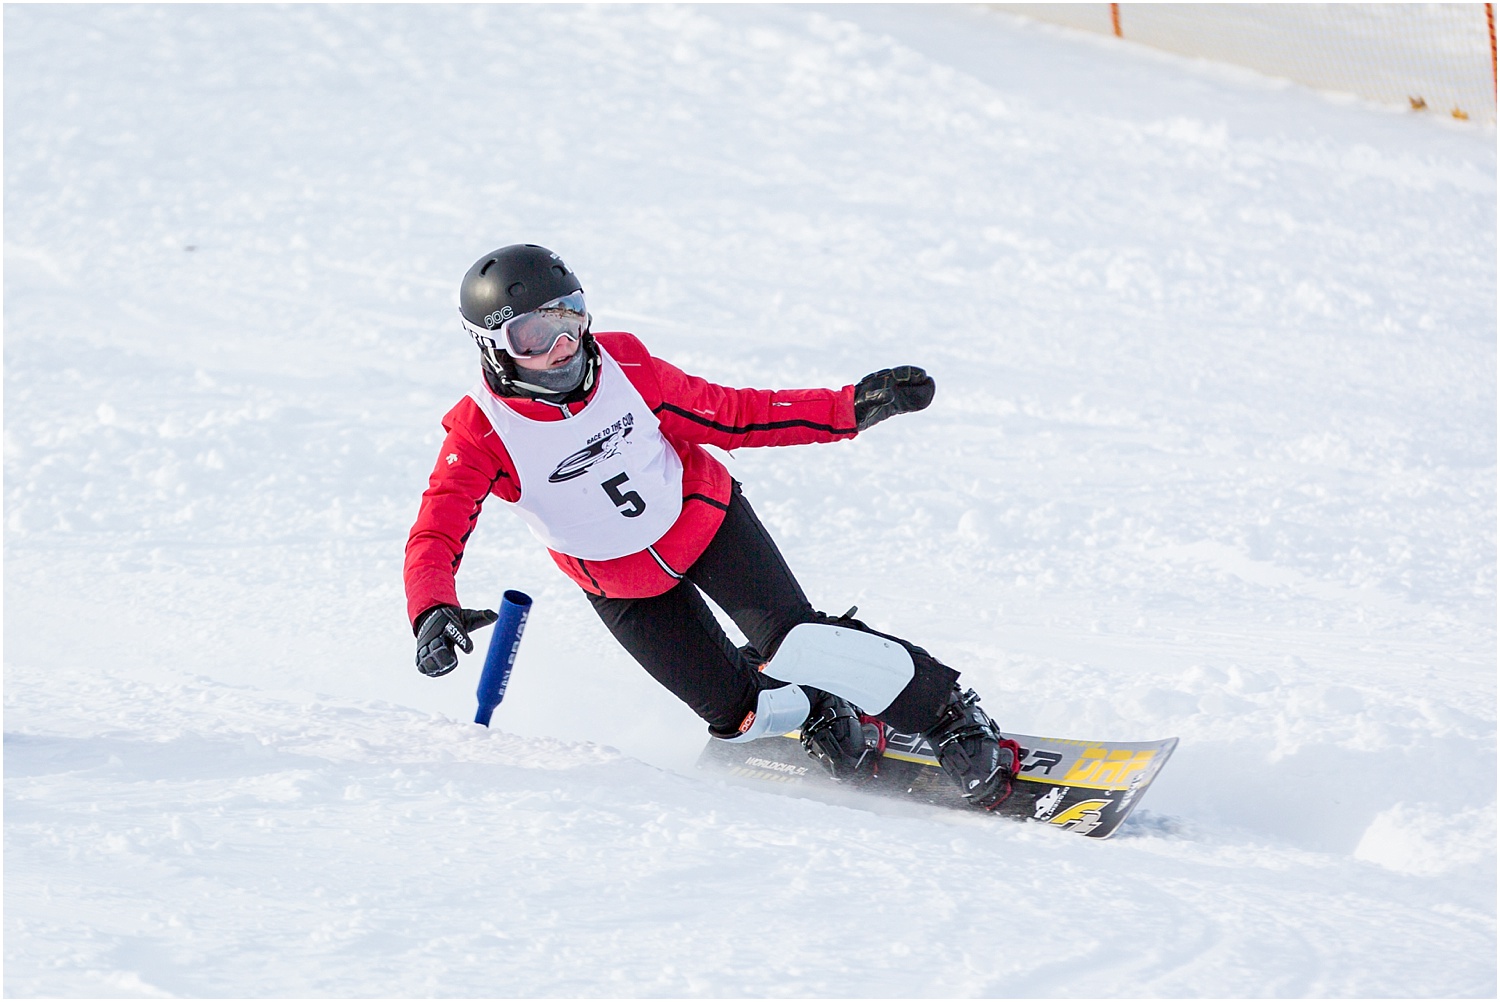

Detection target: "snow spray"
[474, 590, 531, 727]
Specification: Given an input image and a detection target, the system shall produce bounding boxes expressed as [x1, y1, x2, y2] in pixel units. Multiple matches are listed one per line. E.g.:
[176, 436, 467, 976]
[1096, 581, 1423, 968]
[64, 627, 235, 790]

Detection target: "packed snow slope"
[5, 4, 1495, 997]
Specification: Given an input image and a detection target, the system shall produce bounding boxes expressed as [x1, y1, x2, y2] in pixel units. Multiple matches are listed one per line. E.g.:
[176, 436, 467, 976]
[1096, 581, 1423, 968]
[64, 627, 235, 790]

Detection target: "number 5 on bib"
[602, 473, 646, 517]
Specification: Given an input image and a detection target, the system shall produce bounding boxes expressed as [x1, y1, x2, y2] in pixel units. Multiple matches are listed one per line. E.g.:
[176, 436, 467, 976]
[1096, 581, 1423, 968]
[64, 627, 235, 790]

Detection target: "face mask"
[512, 345, 588, 396]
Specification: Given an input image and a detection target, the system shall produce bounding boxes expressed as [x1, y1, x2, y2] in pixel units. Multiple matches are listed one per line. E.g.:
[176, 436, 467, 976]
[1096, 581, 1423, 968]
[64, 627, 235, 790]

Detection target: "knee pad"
[758, 623, 915, 716]
[718, 683, 811, 743]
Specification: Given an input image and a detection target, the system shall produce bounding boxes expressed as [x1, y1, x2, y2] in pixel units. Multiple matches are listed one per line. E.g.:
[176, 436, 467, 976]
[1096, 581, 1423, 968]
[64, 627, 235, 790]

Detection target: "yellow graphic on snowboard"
[1061, 746, 1156, 789]
[1045, 798, 1113, 836]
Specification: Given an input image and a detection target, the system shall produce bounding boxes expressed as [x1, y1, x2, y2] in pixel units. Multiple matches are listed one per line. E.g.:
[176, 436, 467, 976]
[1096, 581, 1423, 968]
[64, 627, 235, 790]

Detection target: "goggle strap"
[461, 313, 504, 346]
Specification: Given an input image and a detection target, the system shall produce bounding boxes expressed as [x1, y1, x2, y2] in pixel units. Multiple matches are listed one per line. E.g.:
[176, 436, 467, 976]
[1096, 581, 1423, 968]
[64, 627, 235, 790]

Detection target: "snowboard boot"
[799, 687, 882, 783]
[925, 687, 1022, 809]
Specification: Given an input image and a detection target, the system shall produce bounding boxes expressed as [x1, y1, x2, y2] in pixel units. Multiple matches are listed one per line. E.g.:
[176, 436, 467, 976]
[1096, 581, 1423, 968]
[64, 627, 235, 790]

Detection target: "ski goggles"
[461, 290, 588, 359]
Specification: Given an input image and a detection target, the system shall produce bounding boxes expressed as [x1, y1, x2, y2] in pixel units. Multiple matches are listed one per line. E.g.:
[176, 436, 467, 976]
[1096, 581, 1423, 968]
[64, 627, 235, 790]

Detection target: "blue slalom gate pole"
[474, 590, 532, 727]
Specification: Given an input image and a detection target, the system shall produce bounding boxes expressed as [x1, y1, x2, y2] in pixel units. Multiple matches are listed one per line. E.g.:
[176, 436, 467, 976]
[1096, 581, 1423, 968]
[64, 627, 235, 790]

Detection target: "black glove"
[415, 604, 499, 678]
[853, 365, 935, 431]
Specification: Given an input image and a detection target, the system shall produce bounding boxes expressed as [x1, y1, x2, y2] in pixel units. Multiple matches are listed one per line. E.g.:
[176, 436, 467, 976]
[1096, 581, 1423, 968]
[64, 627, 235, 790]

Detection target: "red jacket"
[404, 332, 858, 626]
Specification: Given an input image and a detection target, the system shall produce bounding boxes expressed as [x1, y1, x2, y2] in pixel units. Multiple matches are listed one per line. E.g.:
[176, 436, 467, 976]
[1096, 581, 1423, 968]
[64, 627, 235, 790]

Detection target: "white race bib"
[468, 348, 684, 560]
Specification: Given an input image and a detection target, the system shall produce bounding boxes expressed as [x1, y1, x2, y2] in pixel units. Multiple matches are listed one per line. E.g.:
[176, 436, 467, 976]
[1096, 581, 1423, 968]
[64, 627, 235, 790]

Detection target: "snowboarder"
[404, 244, 1022, 808]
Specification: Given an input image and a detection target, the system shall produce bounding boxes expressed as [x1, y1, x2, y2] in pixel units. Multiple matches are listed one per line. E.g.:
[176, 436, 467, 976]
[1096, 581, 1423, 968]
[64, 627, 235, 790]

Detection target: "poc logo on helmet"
[484, 306, 514, 329]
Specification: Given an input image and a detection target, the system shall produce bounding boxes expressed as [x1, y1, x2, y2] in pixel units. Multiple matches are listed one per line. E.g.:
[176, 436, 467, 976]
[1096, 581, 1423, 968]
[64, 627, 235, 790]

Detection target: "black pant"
[586, 483, 958, 735]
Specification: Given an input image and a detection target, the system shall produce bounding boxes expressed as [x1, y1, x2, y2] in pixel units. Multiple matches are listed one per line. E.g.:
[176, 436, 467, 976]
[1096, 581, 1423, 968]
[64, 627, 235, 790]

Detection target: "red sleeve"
[596, 332, 858, 450]
[402, 397, 517, 628]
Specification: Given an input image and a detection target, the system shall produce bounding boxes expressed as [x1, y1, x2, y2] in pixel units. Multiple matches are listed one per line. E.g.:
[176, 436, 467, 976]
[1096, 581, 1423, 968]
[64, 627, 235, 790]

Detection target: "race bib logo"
[548, 414, 635, 483]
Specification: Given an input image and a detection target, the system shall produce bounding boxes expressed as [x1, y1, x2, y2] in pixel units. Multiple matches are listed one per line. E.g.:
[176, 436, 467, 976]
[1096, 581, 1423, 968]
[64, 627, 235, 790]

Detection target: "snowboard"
[697, 724, 1178, 838]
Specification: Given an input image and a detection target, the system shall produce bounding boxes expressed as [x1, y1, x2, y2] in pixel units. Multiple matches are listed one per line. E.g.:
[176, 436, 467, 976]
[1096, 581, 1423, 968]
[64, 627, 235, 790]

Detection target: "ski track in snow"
[5, 4, 1494, 997]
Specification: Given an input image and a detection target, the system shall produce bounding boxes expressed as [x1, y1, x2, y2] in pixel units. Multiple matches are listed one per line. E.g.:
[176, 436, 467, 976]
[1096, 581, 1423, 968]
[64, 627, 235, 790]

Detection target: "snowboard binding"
[799, 688, 883, 783]
[926, 687, 1022, 810]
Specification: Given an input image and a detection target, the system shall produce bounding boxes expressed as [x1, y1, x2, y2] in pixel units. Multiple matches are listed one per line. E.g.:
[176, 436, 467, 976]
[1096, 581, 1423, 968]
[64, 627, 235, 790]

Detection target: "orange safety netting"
[996, 3, 1497, 124]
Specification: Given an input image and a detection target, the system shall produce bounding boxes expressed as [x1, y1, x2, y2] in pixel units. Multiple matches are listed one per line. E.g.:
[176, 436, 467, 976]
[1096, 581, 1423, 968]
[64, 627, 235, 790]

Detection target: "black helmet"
[459, 244, 597, 399]
[459, 243, 583, 331]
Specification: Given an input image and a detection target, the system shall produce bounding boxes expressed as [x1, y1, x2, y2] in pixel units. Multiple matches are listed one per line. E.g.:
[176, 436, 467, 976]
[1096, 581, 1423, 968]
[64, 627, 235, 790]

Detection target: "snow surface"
[4, 4, 1495, 997]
